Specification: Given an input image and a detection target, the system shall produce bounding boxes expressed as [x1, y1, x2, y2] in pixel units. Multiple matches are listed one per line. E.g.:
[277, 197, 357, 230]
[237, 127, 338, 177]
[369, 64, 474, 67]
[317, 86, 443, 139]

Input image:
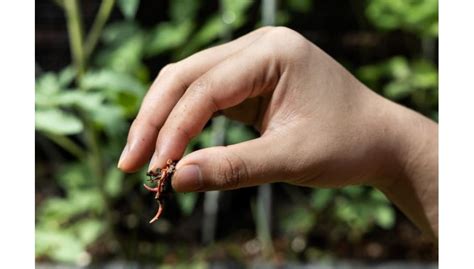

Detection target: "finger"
[149, 40, 281, 170]
[117, 27, 272, 172]
[172, 136, 287, 192]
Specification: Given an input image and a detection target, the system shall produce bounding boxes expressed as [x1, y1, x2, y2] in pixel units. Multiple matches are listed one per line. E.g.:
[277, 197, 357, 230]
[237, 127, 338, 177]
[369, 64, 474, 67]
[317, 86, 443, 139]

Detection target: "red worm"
[144, 159, 176, 223]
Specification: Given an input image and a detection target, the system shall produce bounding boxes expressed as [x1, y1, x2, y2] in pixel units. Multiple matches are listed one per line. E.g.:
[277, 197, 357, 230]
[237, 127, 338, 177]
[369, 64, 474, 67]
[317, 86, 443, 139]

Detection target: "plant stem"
[43, 132, 86, 160]
[256, 0, 275, 259]
[63, 0, 122, 254]
[64, 0, 85, 78]
[82, 111, 124, 253]
[84, 0, 116, 59]
[51, 0, 64, 8]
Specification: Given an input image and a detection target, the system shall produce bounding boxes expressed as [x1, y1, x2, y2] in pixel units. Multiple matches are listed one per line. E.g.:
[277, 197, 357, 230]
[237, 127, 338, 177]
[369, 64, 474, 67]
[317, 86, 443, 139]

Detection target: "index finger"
[118, 27, 272, 172]
[149, 39, 281, 170]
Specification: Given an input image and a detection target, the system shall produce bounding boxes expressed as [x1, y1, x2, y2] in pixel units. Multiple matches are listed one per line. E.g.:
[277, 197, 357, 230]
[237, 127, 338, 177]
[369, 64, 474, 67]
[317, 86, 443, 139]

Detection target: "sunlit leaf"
[384, 81, 412, 99]
[81, 69, 146, 96]
[36, 72, 60, 95]
[35, 108, 83, 135]
[374, 204, 395, 229]
[117, 0, 140, 20]
[56, 91, 105, 111]
[366, 0, 438, 37]
[386, 56, 410, 79]
[38, 197, 78, 225]
[75, 219, 105, 245]
[36, 227, 85, 263]
[69, 190, 105, 214]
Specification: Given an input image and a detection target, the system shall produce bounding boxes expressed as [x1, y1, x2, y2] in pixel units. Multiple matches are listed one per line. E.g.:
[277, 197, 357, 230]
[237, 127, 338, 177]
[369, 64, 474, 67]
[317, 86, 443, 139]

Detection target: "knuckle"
[264, 26, 311, 60]
[188, 77, 220, 112]
[215, 149, 249, 190]
[256, 25, 275, 34]
[155, 62, 188, 92]
[189, 77, 211, 95]
[158, 62, 179, 78]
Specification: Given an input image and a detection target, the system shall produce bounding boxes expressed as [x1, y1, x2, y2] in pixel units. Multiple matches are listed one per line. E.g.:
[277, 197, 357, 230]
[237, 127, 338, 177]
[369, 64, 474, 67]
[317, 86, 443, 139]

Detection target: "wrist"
[370, 97, 438, 238]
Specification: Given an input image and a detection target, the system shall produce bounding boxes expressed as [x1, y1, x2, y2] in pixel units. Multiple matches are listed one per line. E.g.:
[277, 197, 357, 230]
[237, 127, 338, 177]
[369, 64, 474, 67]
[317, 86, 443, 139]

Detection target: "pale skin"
[117, 27, 438, 240]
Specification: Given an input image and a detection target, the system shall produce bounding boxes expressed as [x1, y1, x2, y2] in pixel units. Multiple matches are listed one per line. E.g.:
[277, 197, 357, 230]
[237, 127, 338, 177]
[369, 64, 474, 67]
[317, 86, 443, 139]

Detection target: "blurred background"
[35, 0, 438, 268]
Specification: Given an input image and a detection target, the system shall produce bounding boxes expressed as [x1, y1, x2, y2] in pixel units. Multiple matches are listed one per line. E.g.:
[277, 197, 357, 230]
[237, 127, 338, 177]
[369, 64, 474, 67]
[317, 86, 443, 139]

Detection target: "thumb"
[172, 136, 283, 192]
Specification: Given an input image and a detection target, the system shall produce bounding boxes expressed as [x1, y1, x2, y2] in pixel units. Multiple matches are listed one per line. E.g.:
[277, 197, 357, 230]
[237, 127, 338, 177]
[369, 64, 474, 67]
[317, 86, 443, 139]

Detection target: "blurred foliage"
[357, 56, 438, 118]
[36, 0, 437, 265]
[280, 187, 394, 245]
[366, 0, 438, 37]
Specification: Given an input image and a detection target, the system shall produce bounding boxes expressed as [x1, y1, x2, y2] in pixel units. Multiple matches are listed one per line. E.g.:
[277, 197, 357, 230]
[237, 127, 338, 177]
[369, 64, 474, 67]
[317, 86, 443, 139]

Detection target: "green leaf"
[95, 32, 145, 73]
[366, 0, 438, 37]
[341, 186, 365, 198]
[373, 204, 395, 229]
[90, 104, 125, 134]
[36, 227, 85, 264]
[101, 21, 141, 45]
[75, 219, 105, 245]
[56, 91, 105, 111]
[412, 59, 438, 89]
[384, 81, 412, 99]
[310, 188, 335, 210]
[36, 72, 61, 95]
[56, 164, 92, 191]
[117, 0, 140, 20]
[369, 189, 390, 204]
[176, 192, 198, 216]
[34, 66, 75, 101]
[386, 56, 410, 79]
[170, 0, 200, 22]
[58, 66, 76, 87]
[226, 123, 255, 144]
[279, 207, 316, 235]
[38, 197, 77, 225]
[145, 21, 193, 56]
[104, 167, 124, 198]
[222, 0, 253, 26]
[197, 128, 213, 148]
[36, 88, 105, 110]
[35, 108, 83, 135]
[69, 190, 105, 214]
[334, 198, 362, 227]
[177, 16, 223, 58]
[81, 69, 146, 96]
[38, 191, 104, 226]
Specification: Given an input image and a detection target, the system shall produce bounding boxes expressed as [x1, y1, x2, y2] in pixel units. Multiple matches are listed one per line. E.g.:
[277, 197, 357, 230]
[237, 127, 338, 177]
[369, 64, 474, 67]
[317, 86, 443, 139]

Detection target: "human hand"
[118, 26, 411, 191]
[117, 27, 438, 238]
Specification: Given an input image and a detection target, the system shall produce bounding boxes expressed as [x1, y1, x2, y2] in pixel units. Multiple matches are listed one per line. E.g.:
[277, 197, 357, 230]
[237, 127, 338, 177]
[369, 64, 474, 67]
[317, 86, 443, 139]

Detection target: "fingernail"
[173, 165, 202, 192]
[117, 143, 129, 168]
